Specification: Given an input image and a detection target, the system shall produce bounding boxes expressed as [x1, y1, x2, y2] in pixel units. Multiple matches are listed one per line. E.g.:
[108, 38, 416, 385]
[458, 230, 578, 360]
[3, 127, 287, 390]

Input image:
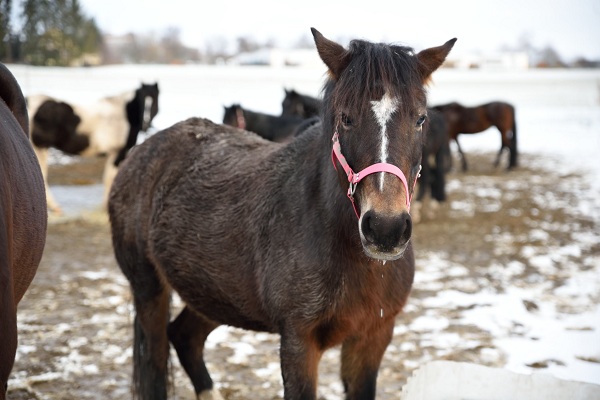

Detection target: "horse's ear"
[416, 38, 457, 83]
[311, 27, 351, 79]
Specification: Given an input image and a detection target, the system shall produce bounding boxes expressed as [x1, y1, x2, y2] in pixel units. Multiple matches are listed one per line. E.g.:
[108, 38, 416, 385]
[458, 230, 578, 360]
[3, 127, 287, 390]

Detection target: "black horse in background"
[413, 109, 451, 222]
[417, 108, 451, 202]
[222, 103, 306, 142]
[281, 88, 323, 119]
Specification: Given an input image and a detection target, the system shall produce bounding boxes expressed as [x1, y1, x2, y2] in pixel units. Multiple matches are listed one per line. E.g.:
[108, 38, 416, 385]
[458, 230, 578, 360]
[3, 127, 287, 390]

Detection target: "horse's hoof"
[197, 388, 225, 400]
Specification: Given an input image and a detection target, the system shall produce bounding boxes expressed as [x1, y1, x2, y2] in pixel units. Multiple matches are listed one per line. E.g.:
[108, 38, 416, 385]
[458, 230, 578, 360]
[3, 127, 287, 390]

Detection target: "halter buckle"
[348, 181, 358, 197]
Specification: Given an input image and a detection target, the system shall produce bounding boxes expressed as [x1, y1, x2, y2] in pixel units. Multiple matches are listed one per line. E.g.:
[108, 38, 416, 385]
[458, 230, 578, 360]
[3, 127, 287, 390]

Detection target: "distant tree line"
[1, 1, 598, 68]
[1, 0, 103, 65]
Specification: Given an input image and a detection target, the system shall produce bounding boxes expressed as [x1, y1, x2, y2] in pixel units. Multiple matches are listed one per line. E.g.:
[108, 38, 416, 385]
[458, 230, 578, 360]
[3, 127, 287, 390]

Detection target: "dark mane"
[323, 41, 425, 123]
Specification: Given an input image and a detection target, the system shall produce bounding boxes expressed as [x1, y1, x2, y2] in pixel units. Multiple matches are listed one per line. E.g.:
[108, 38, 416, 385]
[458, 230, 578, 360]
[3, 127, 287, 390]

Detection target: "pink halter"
[235, 107, 246, 130]
[331, 129, 421, 218]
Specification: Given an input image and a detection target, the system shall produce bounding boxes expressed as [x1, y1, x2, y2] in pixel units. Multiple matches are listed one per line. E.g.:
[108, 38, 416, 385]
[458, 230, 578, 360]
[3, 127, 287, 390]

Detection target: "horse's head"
[222, 104, 246, 129]
[31, 100, 84, 153]
[281, 89, 303, 117]
[139, 83, 159, 131]
[312, 28, 455, 260]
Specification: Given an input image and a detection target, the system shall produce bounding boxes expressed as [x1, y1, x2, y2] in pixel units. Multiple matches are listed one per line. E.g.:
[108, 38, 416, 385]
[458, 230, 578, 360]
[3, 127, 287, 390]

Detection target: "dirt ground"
[8, 151, 599, 399]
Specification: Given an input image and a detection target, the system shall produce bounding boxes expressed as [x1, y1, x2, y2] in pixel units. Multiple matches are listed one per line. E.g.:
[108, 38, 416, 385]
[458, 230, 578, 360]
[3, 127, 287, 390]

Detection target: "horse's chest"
[313, 273, 407, 348]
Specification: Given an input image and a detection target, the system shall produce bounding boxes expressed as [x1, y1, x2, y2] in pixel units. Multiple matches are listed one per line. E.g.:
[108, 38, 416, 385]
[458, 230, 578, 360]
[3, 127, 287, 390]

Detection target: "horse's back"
[485, 101, 515, 124]
[111, 117, 281, 244]
[109, 117, 282, 330]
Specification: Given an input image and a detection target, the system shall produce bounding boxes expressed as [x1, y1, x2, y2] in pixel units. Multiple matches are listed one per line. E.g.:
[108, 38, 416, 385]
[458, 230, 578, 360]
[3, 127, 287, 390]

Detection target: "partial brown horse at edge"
[432, 101, 518, 171]
[0, 62, 47, 399]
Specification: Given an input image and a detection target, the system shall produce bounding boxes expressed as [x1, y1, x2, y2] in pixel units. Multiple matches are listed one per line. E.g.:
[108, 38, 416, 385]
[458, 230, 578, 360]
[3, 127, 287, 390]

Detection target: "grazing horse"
[281, 88, 323, 119]
[432, 101, 517, 171]
[0, 63, 47, 400]
[222, 103, 306, 143]
[27, 82, 159, 214]
[109, 28, 455, 399]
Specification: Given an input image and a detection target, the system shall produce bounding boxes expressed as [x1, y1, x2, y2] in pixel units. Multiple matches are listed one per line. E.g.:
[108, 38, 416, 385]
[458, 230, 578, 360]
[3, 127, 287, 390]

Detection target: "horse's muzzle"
[359, 210, 412, 260]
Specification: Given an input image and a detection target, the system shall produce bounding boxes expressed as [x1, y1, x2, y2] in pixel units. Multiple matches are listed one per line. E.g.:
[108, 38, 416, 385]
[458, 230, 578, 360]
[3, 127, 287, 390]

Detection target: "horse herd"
[1, 28, 520, 400]
[222, 89, 518, 216]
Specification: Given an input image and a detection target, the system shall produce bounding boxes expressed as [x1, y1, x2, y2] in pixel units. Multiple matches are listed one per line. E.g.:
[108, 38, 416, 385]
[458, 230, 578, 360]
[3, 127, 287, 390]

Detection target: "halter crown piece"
[331, 129, 421, 218]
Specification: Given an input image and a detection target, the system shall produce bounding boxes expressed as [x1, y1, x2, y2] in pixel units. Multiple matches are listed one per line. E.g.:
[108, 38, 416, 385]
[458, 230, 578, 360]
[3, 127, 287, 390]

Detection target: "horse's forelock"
[325, 40, 425, 121]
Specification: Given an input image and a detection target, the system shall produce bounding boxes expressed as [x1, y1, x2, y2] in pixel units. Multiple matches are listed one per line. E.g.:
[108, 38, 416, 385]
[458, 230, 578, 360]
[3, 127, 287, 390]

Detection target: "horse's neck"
[287, 127, 358, 247]
[106, 90, 135, 104]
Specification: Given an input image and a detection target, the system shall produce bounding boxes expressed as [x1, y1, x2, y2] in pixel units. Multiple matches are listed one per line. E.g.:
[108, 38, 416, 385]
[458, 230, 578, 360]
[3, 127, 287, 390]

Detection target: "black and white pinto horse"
[27, 83, 159, 214]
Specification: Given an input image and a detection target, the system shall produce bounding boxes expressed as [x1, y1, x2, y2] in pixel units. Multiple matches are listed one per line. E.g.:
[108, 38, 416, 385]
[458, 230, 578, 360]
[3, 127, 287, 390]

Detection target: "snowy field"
[7, 63, 600, 397]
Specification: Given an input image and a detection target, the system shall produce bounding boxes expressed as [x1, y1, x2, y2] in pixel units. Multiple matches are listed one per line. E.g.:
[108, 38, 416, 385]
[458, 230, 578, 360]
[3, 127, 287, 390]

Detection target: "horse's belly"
[77, 112, 128, 156]
[161, 263, 276, 333]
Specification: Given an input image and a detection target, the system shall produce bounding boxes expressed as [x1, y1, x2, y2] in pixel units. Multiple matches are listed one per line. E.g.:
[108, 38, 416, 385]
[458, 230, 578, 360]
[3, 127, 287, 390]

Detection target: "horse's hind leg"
[119, 255, 171, 400]
[494, 145, 505, 168]
[340, 322, 394, 400]
[167, 306, 223, 399]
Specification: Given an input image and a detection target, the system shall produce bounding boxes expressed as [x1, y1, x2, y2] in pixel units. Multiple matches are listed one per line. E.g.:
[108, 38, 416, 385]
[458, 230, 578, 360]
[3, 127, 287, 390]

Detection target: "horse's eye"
[341, 113, 353, 127]
[416, 115, 427, 127]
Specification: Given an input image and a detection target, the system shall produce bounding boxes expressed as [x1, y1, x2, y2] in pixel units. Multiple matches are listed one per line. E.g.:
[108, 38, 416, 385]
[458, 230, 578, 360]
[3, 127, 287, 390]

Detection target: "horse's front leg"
[340, 320, 394, 400]
[102, 152, 119, 210]
[32, 145, 62, 214]
[453, 137, 468, 171]
[279, 329, 323, 399]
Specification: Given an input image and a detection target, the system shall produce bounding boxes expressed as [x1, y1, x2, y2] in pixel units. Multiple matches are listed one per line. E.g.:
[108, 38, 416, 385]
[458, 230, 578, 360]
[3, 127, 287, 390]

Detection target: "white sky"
[78, 0, 600, 61]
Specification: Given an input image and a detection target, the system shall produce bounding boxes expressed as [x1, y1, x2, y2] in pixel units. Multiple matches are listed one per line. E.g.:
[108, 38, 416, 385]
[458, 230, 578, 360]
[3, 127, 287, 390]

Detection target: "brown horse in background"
[432, 101, 517, 171]
[0, 63, 47, 399]
[109, 29, 455, 399]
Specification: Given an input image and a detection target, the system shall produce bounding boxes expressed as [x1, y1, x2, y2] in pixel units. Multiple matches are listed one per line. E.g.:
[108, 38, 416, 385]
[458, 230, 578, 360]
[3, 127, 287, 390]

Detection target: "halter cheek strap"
[331, 130, 421, 218]
[235, 107, 246, 130]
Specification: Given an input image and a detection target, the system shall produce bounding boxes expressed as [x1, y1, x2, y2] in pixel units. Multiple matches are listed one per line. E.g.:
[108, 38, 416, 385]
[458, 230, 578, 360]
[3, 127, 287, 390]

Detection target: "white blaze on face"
[370, 92, 399, 191]
[143, 96, 153, 128]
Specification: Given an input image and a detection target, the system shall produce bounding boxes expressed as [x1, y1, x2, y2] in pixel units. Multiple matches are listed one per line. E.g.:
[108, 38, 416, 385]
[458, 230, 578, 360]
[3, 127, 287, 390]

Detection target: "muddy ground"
[8, 151, 599, 399]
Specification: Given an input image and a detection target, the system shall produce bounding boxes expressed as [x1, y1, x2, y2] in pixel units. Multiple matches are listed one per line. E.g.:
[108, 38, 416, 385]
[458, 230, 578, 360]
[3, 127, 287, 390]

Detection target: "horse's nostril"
[361, 212, 377, 243]
[361, 211, 411, 251]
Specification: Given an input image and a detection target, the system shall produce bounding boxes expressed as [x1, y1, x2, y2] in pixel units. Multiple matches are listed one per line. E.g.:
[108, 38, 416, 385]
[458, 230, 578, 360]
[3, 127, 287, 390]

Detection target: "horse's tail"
[0, 62, 29, 136]
[509, 106, 518, 168]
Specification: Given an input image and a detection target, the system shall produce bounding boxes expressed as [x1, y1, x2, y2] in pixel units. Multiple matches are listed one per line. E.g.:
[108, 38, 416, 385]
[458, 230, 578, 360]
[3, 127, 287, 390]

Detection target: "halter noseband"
[331, 129, 421, 218]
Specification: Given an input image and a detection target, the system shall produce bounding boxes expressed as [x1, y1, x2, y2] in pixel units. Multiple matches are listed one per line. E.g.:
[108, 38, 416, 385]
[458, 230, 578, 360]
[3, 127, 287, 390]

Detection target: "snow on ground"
[8, 63, 600, 392]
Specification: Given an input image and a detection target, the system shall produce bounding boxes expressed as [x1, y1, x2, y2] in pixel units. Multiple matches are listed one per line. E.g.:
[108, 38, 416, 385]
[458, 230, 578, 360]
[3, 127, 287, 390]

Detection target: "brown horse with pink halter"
[109, 28, 455, 399]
